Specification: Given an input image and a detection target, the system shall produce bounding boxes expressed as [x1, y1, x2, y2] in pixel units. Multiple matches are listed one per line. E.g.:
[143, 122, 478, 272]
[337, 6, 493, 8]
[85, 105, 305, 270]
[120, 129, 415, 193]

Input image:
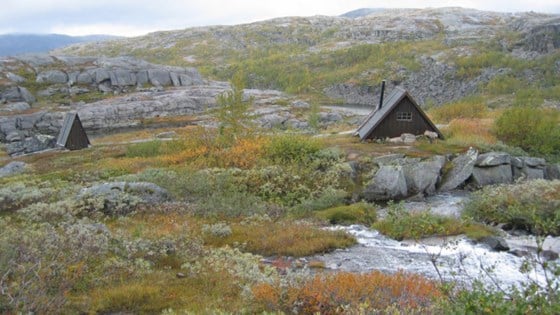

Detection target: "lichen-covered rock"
[5, 134, 56, 156]
[439, 148, 478, 192]
[36, 70, 68, 84]
[363, 165, 408, 201]
[512, 156, 546, 180]
[471, 152, 513, 187]
[403, 155, 445, 196]
[545, 164, 560, 180]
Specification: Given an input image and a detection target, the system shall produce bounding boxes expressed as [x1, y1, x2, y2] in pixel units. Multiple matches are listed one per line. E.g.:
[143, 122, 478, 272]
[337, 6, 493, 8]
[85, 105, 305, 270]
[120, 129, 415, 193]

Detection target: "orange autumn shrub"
[252, 271, 442, 314]
[217, 137, 269, 169]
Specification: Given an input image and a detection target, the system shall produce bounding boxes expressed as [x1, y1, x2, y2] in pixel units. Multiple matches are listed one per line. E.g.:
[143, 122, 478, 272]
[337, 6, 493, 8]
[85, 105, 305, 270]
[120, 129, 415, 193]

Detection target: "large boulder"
[1, 86, 36, 104]
[481, 236, 510, 252]
[403, 155, 446, 196]
[36, 70, 68, 84]
[110, 70, 137, 86]
[512, 157, 546, 180]
[363, 165, 408, 201]
[545, 164, 560, 180]
[471, 152, 513, 187]
[5, 134, 57, 156]
[439, 148, 478, 192]
[148, 69, 172, 86]
[0, 161, 27, 178]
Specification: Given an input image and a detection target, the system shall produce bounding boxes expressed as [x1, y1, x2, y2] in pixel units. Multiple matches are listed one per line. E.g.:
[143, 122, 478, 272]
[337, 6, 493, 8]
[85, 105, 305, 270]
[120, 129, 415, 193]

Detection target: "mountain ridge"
[0, 33, 120, 57]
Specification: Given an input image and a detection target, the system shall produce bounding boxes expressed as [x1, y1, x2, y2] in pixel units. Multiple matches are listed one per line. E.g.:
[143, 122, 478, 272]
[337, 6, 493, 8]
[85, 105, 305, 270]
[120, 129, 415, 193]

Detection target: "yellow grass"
[444, 118, 497, 146]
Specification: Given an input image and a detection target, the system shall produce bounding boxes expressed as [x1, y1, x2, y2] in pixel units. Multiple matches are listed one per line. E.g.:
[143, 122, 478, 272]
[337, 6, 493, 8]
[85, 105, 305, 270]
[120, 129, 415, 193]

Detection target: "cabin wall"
[369, 98, 435, 138]
[65, 119, 89, 150]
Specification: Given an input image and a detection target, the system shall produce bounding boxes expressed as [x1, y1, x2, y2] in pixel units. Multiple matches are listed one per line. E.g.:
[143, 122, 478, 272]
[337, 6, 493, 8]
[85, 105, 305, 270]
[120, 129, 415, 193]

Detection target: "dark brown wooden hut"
[56, 112, 90, 150]
[356, 87, 443, 140]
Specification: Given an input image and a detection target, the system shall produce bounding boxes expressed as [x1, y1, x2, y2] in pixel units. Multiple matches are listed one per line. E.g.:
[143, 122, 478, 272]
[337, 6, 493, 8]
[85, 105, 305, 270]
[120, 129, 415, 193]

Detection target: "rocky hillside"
[55, 7, 560, 106]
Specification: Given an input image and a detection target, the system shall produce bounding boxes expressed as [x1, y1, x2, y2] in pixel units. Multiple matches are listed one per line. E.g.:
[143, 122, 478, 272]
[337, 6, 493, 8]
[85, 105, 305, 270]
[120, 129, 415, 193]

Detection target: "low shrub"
[315, 202, 377, 225]
[265, 134, 323, 165]
[494, 106, 560, 156]
[463, 180, 560, 235]
[373, 202, 495, 241]
[252, 271, 442, 314]
[203, 220, 356, 257]
[445, 118, 497, 147]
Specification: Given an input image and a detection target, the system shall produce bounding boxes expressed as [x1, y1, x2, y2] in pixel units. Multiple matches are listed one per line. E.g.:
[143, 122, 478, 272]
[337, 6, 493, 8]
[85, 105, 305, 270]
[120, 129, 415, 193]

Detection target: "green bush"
[373, 202, 494, 241]
[265, 134, 323, 164]
[463, 180, 560, 236]
[494, 106, 560, 156]
[315, 202, 377, 225]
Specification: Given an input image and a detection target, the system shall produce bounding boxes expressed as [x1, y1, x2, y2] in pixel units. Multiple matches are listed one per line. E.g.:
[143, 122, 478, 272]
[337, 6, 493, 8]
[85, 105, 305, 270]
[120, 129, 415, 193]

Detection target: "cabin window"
[396, 112, 412, 121]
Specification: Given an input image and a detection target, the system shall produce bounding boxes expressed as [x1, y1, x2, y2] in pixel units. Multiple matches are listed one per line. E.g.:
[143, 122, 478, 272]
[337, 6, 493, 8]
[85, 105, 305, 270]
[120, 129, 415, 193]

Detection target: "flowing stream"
[312, 192, 560, 290]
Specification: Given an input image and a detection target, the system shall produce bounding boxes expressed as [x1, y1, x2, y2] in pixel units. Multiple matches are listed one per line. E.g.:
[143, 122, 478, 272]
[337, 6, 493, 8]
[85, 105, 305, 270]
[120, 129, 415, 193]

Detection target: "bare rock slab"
[439, 148, 478, 192]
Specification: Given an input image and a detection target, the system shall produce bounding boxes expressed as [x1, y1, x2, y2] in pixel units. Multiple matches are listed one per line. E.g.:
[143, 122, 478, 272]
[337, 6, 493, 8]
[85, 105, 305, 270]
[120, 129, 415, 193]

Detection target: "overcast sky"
[1, 0, 559, 37]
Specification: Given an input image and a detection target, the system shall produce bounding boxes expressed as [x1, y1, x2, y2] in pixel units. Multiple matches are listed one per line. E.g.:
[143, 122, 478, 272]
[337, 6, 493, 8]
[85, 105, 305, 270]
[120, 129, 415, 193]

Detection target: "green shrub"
[315, 202, 377, 225]
[265, 134, 323, 164]
[494, 106, 560, 156]
[463, 180, 560, 236]
[373, 202, 493, 241]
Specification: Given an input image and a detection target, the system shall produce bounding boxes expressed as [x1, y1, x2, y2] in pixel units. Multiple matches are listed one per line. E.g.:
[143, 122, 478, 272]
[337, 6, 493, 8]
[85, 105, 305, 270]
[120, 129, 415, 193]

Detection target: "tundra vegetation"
[1, 77, 558, 314]
[3, 9, 560, 314]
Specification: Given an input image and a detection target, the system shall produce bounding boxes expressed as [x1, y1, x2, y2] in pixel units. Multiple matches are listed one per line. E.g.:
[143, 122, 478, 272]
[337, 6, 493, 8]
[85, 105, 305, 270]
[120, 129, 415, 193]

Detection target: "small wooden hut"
[356, 87, 443, 140]
[56, 112, 90, 150]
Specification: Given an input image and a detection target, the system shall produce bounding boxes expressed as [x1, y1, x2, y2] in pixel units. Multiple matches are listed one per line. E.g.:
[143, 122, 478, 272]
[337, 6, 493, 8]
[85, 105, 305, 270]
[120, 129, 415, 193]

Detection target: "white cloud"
[0, 0, 558, 36]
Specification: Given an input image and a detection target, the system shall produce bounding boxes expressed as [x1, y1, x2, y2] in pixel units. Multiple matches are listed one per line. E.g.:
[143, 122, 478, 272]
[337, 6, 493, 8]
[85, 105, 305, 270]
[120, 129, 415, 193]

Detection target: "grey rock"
[439, 148, 478, 192]
[6, 131, 23, 142]
[136, 70, 149, 86]
[110, 70, 137, 86]
[401, 133, 416, 144]
[545, 164, 560, 180]
[183, 68, 203, 85]
[76, 71, 95, 84]
[424, 130, 439, 139]
[285, 118, 309, 130]
[36, 70, 68, 84]
[373, 154, 405, 165]
[6, 134, 56, 156]
[363, 165, 408, 201]
[291, 100, 311, 109]
[541, 250, 559, 262]
[259, 113, 289, 129]
[508, 249, 530, 258]
[403, 155, 445, 196]
[98, 82, 113, 93]
[0, 161, 27, 178]
[319, 112, 343, 124]
[512, 156, 546, 180]
[148, 69, 172, 86]
[170, 72, 181, 86]
[67, 71, 79, 85]
[523, 157, 546, 168]
[481, 236, 510, 252]
[1, 86, 36, 104]
[94, 69, 111, 84]
[0, 102, 31, 112]
[475, 152, 511, 167]
[6, 72, 25, 83]
[471, 164, 513, 187]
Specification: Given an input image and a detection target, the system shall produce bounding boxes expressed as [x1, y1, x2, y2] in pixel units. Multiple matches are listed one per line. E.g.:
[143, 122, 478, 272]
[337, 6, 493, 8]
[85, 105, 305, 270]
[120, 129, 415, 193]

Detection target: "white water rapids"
[313, 193, 560, 290]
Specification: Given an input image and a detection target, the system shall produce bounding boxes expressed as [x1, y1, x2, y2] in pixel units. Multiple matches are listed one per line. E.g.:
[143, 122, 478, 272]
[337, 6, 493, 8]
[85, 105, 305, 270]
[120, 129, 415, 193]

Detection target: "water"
[313, 193, 559, 290]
